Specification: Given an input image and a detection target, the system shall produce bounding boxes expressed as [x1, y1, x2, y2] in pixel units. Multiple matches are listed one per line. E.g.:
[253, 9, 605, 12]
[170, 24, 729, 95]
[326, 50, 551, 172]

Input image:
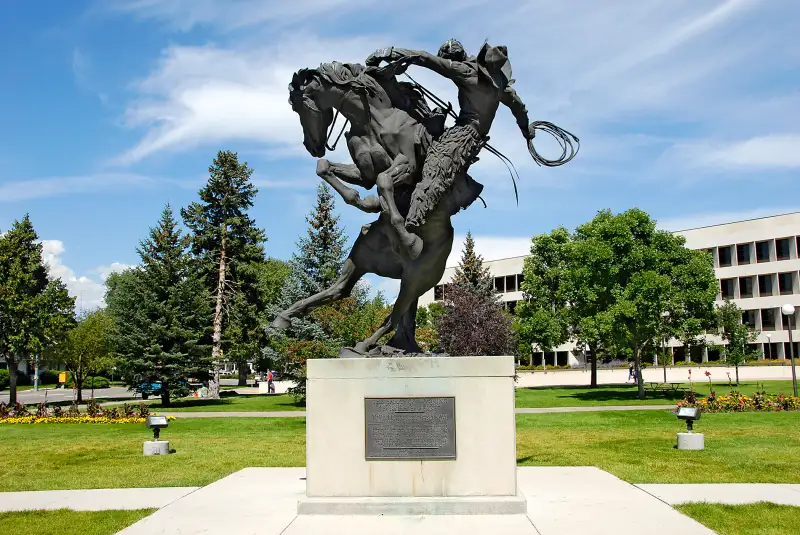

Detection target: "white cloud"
[697, 135, 800, 169]
[0, 173, 154, 202]
[41, 240, 131, 311]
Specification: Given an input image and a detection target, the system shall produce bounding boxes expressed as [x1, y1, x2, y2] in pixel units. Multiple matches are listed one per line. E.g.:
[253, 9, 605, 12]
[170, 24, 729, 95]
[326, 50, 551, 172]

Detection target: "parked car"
[134, 379, 197, 400]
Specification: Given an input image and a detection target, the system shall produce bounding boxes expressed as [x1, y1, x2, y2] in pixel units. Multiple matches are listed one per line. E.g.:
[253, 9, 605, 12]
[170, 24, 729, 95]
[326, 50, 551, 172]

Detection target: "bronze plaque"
[364, 397, 456, 460]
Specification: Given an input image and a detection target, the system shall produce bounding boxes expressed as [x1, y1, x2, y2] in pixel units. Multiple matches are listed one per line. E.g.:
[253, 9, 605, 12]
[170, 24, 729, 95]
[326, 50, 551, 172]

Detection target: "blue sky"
[2, 0, 799, 309]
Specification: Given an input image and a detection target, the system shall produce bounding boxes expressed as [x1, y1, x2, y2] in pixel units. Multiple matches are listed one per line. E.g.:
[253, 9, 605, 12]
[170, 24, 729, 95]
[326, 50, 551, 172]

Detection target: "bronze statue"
[270, 42, 578, 356]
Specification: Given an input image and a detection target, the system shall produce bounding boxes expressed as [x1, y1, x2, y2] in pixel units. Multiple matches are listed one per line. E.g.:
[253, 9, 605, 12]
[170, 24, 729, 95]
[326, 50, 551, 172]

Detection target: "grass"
[516, 410, 800, 483]
[146, 393, 304, 412]
[515, 380, 798, 408]
[0, 418, 306, 492]
[4, 410, 800, 491]
[0, 509, 155, 535]
[677, 502, 800, 535]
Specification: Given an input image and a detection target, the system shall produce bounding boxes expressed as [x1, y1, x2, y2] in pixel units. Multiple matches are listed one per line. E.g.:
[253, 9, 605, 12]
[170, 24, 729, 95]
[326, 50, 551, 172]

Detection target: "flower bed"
[677, 391, 800, 413]
[0, 400, 176, 424]
[1, 415, 177, 425]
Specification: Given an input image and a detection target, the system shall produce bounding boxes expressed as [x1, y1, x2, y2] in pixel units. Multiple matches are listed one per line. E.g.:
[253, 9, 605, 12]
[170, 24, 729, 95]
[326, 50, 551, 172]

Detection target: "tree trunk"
[8, 360, 18, 406]
[209, 232, 227, 400]
[735, 365, 740, 387]
[76, 378, 83, 403]
[237, 363, 248, 387]
[589, 345, 598, 387]
[635, 348, 645, 399]
[161, 386, 171, 407]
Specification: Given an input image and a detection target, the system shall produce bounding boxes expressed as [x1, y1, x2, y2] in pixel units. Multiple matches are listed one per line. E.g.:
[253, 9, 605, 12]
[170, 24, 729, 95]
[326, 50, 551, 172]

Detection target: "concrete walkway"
[159, 405, 677, 418]
[0, 487, 199, 512]
[637, 483, 800, 506]
[116, 467, 715, 535]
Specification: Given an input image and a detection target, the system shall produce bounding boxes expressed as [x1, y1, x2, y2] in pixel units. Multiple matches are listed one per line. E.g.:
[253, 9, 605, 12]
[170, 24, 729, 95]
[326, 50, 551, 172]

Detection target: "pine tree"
[263, 183, 359, 399]
[0, 215, 75, 405]
[105, 205, 212, 406]
[452, 231, 495, 299]
[182, 150, 266, 398]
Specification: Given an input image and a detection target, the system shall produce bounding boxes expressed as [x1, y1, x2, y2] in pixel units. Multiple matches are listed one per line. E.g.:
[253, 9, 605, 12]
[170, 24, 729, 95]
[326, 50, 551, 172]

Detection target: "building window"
[778, 272, 794, 296]
[494, 277, 504, 293]
[505, 275, 517, 293]
[434, 285, 443, 301]
[736, 243, 752, 265]
[718, 246, 733, 267]
[756, 240, 771, 263]
[761, 308, 776, 331]
[782, 310, 799, 330]
[517, 273, 524, 286]
[742, 310, 757, 329]
[739, 276, 755, 298]
[758, 274, 775, 297]
[720, 278, 736, 299]
[776, 238, 791, 261]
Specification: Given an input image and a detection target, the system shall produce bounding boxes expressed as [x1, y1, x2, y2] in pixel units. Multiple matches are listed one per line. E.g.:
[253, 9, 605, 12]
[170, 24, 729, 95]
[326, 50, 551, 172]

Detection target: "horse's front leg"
[317, 160, 380, 213]
[375, 154, 422, 259]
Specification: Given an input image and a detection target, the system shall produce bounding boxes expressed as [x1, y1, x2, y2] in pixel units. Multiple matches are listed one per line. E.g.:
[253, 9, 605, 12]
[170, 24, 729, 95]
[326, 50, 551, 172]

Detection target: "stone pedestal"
[298, 355, 523, 515]
[677, 432, 704, 450]
[143, 440, 170, 456]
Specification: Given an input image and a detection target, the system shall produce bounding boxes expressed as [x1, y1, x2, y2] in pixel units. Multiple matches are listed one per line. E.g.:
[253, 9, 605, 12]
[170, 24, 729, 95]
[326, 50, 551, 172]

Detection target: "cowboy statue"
[366, 39, 534, 259]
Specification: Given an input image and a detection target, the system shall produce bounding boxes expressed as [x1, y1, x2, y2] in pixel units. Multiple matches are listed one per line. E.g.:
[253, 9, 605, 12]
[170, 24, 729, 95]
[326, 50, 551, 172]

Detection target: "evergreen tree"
[182, 150, 267, 397]
[0, 215, 75, 405]
[105, 205, 212, 406]
[263, 183, 359, 399]
[451, 232, 495, 298]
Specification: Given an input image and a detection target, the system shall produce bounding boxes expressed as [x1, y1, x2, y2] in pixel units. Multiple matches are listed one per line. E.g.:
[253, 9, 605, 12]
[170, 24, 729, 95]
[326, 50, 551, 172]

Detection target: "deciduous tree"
[55, 309, 114, 402]
[716, 300, 760, 386]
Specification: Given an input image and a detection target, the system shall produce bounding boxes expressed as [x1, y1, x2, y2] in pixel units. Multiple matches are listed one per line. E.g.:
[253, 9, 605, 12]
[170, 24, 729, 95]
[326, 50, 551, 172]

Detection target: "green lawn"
[3, 410, 800, 491]
[677, 502, 800, 535]
[516, 410, 800, 483]
[0, 509, 155, 535]
[515, 380, 798, 408]
[146, 393, 304, 412]
[0, 418, 305, 492]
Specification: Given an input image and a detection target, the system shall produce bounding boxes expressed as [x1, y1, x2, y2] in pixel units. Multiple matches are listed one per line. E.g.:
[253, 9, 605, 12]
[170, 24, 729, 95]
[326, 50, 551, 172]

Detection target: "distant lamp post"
[661, 311, 671, 383]
[782, 304, 797, 397]
[766, 333, 772, 360]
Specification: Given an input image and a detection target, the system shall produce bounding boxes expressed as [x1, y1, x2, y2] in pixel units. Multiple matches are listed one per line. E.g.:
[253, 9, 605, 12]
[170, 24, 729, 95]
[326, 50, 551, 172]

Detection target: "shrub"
[0, 369, 8, 390]
[15, 372, 31, 386]
[38, 370, 61, 385]
[69, 376, 110, 389]
[138, 403, 150, 418]
[86, 399, 102, 417]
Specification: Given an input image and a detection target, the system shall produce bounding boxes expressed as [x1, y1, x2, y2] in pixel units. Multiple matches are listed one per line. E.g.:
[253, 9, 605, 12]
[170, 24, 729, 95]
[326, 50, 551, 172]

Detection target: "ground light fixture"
[143, 416, 171, 456]
[675, 406, 704, 450]
[782, 304, 797, 397]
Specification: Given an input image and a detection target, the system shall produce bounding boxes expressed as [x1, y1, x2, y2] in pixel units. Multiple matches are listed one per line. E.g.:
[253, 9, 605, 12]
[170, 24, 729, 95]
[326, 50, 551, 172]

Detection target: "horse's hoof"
[270, 314, 292, 330]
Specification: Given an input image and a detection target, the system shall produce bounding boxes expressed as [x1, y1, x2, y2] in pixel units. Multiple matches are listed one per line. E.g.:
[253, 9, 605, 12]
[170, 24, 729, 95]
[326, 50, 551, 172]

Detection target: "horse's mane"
[315, 61, 383, 97]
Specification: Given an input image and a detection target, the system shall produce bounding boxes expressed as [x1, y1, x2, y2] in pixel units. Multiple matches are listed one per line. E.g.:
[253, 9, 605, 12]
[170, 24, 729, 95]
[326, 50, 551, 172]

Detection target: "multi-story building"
[419, 212, 800, 366]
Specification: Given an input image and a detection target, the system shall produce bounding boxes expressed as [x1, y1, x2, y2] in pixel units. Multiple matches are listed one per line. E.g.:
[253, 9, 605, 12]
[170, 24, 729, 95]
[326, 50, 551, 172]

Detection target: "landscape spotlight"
[145, 415, 169, 441]
[676, 406, 701, 433]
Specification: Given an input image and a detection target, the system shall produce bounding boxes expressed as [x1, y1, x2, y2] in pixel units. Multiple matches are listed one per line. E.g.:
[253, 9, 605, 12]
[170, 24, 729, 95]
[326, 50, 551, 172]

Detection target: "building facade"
[418, 212, 800, 366]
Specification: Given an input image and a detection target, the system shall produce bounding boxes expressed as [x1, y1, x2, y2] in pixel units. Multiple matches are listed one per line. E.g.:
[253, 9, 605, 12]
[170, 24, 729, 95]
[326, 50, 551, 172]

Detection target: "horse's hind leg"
[375, 154, 423, 259]
[270, 258, 365, 329]
[354, 278, 421, 354]
[387, 298, 422, 353]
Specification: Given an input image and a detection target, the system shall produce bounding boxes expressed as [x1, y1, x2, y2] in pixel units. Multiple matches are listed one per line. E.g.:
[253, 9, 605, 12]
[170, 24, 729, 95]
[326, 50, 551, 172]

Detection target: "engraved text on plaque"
[364, 397, 456, 460]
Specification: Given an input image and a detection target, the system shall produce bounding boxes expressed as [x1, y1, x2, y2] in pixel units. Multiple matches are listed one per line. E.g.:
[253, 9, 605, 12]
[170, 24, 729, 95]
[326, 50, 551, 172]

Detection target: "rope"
[527, 121, 580, 167]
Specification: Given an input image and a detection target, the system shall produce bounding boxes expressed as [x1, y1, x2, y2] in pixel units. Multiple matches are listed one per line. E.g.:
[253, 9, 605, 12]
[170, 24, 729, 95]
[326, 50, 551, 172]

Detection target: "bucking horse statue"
[270, 40, 579, 357]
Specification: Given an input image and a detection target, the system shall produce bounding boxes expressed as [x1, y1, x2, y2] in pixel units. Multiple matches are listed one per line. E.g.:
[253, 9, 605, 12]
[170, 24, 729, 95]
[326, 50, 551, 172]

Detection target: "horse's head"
[289, 68, 334, 158]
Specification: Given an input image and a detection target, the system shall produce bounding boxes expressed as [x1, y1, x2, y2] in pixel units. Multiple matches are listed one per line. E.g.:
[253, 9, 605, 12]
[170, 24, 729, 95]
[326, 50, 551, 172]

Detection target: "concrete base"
[305, 356, 518, 499]
[297, 490, 527, 516]
[143, 440, 170, 456]
[677, 432, 704, 450]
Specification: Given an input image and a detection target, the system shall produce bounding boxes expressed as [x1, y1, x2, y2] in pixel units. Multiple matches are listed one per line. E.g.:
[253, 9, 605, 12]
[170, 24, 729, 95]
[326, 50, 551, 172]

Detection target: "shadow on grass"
[150, 394, 306, 410]
[518, 384, 687, 403]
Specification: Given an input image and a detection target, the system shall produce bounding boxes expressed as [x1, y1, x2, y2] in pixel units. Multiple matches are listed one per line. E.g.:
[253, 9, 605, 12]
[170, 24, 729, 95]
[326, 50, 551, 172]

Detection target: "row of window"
[433, 273, 524, 301]
[738, 307, 798, 331]
[706, 236, 800, 268]
[720, 271, 799, 299]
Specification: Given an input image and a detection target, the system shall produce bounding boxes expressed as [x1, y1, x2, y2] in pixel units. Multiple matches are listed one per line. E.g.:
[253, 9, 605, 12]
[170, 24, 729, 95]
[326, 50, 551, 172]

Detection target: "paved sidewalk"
[0, 487, 199, 512]
[159, 405, 677, 418]
[637, 483, 800, 506]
